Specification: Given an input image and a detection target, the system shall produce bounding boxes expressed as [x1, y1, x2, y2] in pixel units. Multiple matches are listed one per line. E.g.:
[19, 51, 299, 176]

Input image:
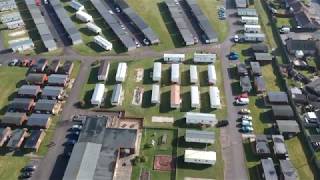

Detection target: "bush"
[144, 143, 152, 149]
[78, 100, 86, 108]
[139, 155, 147, 163]
[131, 156, 140, 165]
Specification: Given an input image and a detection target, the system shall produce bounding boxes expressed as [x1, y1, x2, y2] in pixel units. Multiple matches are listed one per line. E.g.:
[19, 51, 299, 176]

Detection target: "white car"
[242, 115, 252, 121]
[233, 35, 239, 42]
[235, 98, 249, 105]
[242, 120, 252, 126]
[239, 108, 251, 114]
[108, 10, 114, 15]
[72, 124, 82, 130]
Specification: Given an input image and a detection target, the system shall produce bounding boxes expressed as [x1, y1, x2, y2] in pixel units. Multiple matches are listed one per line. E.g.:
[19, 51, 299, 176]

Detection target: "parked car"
[143, 38, 150, 46]
[9, 59, 19, 66]
[216, 120, 229, 127]
[22, 165, 37, 172]
[235, 93, 248, 99]
[19, 172, 32, 179]
[279, 26, 290, 34]
[242, 115, 252, 121]
[71, 124, 82, 130]
[229, 52, 239, 60]
[241, 126, 253, 133]
[239, 108, 251, 114]
[242, 120, 252, 126]
[235, 98, 249, 105]
[65, 139, 76, 146]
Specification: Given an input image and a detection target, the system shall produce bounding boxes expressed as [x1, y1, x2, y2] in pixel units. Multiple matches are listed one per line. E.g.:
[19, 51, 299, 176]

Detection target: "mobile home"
[151, 84, 160, 104]
[184, 149, 216, 165]
[209, 86, 221, 109]
[190, 65, 198, 84]
[171, 84, 181, 108]
[237, 8, 257, 16]
[91, 84, 105, 105]
[243, 33, 265, 42]
[115, 62, 127, 82]
[163, 53, 185, 63]
[191, 86, 200, 108]
[75, 11, 93, 23]
[94, 35, 112, 51]
[244, 24, 261, 33]
[185, 112, 217, 126]
[171, 63, 180, 84]
[193, 53, 216, 63]
[153, 62, 162, 82]
[111, 84, 123, 106]
[97, 60, 110, 81]
[241, 16, 259, 25]
[86, 22, 101, 34]
[208, 64, 217, 84]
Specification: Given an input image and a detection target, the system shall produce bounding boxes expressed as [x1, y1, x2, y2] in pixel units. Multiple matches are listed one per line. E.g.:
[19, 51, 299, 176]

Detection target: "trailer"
[153, 62, 162, 82]
[91, 84, 105, 105]
[97, 60, 110, 81]
[111, 84, 123, 106]
[75, 11, 93, 23]
[237, 8, 257, 16]
[70, 0, 84, 11]
[184, 150, 216, 165]
[240, 16, 259, 25]
[151, 84, 160, 104]
[171, 84, 181, 108]
[94, 35, 112, 51]
[244, 24, 261, 33]
[86, 22, 101, 34]
[243, 33, 265, 42]
[5, 19, 24, 29]
[193, 53, 216, 63]
[209, 86, 221, 109]
[185, 112, 217, 126]
[115, 62, 127, 82]
[171, 63, 180, 84]
[208, 65, 217, 85]
[190, 65, 198, 84]
[191, 86, 200, 108]
[163, 53, 185, 63]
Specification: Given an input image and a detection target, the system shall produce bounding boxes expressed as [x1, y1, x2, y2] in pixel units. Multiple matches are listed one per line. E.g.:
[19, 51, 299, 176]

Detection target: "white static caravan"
[111, 84, 123, 106]
[185, 112, 218, 126]
[193, 53, 216, 63]
[115, 62, 127, 82]
[10, 39, 34, 52]
[86, 22, 101, 34]
[189, 65, 198, 84]
[243, 33, 265, 42]
[184, 149, 216, 165]
[151, 84, 160, 104]
[209, 86, 221, 109]
[171, 63, 180, 84]
[163, 53, 185, 63]
[75, 11, 93, 23]
[153, 62, 162, 82]
[208, 64, 217, 85]
[94, 35, 112, 51]
[6, 19, 24, 29]
[191, 86, 200, 108]
[244, 24, 261, 33]
[70, 0, 84, 11]
[240, 16, 259, 25]
[90, 83, 105, 105]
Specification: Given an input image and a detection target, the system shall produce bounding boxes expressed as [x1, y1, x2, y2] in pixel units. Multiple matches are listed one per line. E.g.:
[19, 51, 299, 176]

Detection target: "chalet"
[48, 74, 69, 87]
[251, 43, 268, 53]
[255, 135, 271, 157]
[237, 63, 248, 76]
[6, 128, 28, 149]
[8, 98, 35, 112]
[41, 86, 64, 100]
[0, 127, 12, 147]
[26, 73, 47, 85]
[254, 76, 267, 93]
[34, 99, 59, 114]
[2, 112, 27, 126]
[250, 62, 261, 76]
[59, 61, 74, 75]
[286, 39, 317, 56]
[272, 135, 288, 158]
[254, 53, 273, 64]
[185, 129, 215, 144]
[279, 160, 298, 180]
[267, 92, 289, 104]
[272, 105, 294, 119]
[276, 120, 300, 138]
[18, 85, 41, 98]
[24, 130, 45, 152]
[48, 59, 61, 74]
[240, 76, 252, 92]
[27, 114, 52, 129]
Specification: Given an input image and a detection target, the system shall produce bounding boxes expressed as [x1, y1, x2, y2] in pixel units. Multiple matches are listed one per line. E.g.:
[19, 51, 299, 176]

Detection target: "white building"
[153, 62, 162, 82]
[184, 149, 216, 165]
[70, 0, 84, 11]
[91, 84, 105, 105]
[243, 33, 265, 42]
[208, 64, 217, 85]
[193, 53, 216, 63]
[151, 84, 160, 104]
[189, 65, 198, 84]
[241, 16, 259, 25]
[5, 19, 24, 29]
[86, 22, 101, 34]
[10, 39, 34, 52]
[163, 53, 185, 63]
[111, 84, 123, 106]
[244, 24, 261, 33]
[209, 86, 221, 109]
[94, 35, 112, 51]
[171, 63, 180, 84]
[75, 10, 93, 23]
[191, 86, 200, 108]
[185, 112, 217, 126]
[185, 129, 215, 144]
[115, 62, 127, 82]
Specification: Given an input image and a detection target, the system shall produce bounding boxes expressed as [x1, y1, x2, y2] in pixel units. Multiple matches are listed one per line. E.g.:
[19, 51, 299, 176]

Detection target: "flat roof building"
[91, 84, 105, 106]
[185, 112, 217, 126]
[193, 53, 216, 63]
[171, 63, 180, 84]
[189, 65, 198, 84]
[208, 64, 217, 85]
[260, 159, 278, 180]
[164, 53, 185, 63]
[153, 62, 162, 82]
[151, 84, 160, 104]
[209, 86, 221, 109]
[185, 129, 215, 144]
[190, 86, 200, 108]
[115, 62, 127, 82]
[184, 149, 216, 165]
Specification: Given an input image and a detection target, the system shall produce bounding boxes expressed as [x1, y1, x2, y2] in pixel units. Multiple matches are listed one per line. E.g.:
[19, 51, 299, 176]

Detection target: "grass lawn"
[0, 156, 29, 180]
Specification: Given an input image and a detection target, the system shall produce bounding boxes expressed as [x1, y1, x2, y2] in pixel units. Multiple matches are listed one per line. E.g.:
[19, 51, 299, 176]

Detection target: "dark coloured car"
[216, 120, 229, 127]
[19, 172, 32, 179]
[22, 165, 37, 172]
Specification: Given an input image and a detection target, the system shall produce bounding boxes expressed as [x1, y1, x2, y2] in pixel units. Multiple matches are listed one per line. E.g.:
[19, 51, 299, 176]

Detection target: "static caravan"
[86, 22, 101, 34]
[171, 84, 181, 108]
[70, 0, 84, 11]
[115, 62, 127, 82]
[209, 86, 221, 109]
[244, 24, 261, 33]
[185, 112, 217, 126]
[10, 39, 34, 52]
[190, 65, 198, 84]
[184, 149, 216, 165]
[171, 63, 180, 84]
[185, 129, 215, 144]
[208, 64, 217, 85]
[97, 60, 110, 81]
[6, 19, 24, 29]
[243, 33, 265, 42]
[240, 16, 259, 25]
[111, 84, 123, 106]
[91, 84, 105, 105]
[151, 84, 160, 104]
[191, 86, 200, 108]
[163, 53, 185, 63]
[75, 11, 93, 23]
[193, 53, 216, 63]
[94, 35, 112, 51]
[237, 8, 257, 16]
[153, 62, 162, 82]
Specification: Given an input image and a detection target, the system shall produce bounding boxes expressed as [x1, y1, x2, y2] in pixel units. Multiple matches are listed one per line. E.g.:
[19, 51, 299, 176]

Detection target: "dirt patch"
[135, 68, 144, 82]
[153, 155, 176, 171]
[132, 87, 144, 106]
[151, 116, 174, 123]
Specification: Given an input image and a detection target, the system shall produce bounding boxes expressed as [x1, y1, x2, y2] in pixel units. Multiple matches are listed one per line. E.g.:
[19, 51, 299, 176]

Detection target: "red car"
[235, 92, 248, 100]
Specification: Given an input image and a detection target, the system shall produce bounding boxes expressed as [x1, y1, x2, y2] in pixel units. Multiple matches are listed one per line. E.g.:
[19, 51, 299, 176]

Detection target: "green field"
[0, 156, 29, 180]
